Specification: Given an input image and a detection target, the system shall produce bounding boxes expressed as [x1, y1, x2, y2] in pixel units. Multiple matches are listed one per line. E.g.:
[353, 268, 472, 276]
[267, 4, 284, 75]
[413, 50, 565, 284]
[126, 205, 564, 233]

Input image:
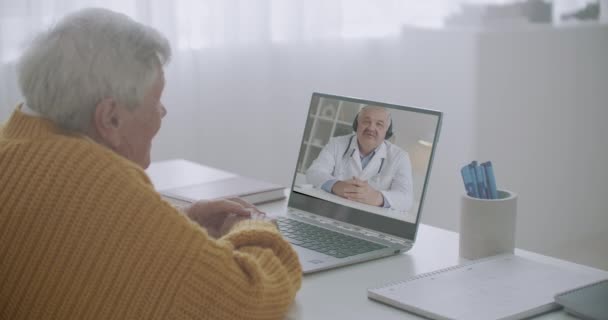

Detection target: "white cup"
[459, 190, 517, 260]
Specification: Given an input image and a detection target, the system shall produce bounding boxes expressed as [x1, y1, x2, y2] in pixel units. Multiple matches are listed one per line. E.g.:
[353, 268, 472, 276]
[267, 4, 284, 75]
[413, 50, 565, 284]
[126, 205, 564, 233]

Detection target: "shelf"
[336, 119, 352, 126]
[309, 115, 351, 125]
[299, 97, 365, 174]
[310, 115, 336, 122]
[303, 141, 323, 148]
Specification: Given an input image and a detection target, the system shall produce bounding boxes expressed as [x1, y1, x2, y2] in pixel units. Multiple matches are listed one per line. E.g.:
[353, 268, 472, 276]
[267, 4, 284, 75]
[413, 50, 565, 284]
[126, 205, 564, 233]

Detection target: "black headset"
[352, 114, 393, 140]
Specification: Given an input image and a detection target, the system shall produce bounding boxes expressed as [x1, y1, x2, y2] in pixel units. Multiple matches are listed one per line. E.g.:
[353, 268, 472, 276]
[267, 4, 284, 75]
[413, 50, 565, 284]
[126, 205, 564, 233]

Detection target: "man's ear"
[92, 97, 123, 149]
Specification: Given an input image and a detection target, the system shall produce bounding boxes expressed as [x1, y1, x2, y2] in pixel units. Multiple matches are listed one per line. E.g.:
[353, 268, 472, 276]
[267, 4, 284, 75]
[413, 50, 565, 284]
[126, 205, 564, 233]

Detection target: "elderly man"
[0, 8, 300, 319]
[306, 106, 413, 212]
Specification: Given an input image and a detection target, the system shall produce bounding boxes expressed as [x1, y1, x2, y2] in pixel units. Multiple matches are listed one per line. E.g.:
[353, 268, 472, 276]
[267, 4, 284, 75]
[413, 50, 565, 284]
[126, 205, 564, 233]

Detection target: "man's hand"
[185, 198, 263, 238]
[332, 177, 384, 207]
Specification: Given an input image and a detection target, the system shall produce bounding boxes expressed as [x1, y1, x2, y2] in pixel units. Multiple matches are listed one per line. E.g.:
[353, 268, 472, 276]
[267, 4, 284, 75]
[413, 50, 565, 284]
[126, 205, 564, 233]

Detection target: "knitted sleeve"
[119, 165, 302, 319]
[171, 220, 302, 319]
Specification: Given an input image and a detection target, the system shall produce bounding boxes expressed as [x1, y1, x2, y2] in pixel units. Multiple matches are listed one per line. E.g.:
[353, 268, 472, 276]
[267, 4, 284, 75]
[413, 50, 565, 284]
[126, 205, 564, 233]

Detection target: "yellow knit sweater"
[0, 108, 301, 319]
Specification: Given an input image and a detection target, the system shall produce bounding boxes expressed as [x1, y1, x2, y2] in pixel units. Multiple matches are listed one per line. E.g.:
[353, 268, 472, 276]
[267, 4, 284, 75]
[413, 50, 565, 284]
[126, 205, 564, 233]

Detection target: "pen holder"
[459, 190, 517, 260]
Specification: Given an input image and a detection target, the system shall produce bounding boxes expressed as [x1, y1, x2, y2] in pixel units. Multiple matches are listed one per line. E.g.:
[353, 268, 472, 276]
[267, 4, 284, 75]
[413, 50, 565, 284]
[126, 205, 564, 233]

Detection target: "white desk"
[147, 160, 604, 320]
[254, 200, 601, 320]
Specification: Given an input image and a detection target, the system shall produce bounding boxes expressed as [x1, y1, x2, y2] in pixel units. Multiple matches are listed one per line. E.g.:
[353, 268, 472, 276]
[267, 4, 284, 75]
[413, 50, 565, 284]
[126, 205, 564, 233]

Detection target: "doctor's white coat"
[305, 134, 413, 212]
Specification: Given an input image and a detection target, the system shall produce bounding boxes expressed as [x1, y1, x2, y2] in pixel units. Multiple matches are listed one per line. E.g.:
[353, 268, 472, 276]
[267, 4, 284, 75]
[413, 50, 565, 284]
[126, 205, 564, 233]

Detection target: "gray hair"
[360, 105, 392, 123]
[17, 8, 171, 132]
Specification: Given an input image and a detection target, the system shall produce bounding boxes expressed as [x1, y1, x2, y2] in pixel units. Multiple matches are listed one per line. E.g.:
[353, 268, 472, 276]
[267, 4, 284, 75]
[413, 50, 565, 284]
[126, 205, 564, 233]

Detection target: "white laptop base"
[280, 208, 412, 274]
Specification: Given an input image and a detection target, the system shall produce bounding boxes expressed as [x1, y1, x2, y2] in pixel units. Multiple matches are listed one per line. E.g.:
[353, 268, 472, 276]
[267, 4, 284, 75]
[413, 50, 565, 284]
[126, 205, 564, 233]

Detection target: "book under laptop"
[147, 159, 286, 207]
[280, 92, 442, 274]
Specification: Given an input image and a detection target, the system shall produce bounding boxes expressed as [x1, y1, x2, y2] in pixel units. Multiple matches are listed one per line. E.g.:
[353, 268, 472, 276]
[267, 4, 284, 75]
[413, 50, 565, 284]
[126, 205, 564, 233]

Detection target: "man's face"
[355, 107, 389, 153]
[116, 69, 166, 168]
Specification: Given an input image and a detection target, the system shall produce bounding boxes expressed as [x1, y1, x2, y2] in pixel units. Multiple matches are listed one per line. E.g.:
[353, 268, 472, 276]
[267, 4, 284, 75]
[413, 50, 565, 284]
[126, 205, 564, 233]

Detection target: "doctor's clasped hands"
[332, 177, 384, 207]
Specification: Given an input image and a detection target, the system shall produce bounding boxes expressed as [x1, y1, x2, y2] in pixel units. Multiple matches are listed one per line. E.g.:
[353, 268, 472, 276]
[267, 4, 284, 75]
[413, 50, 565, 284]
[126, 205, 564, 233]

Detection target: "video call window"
[293, 95, 439, 223]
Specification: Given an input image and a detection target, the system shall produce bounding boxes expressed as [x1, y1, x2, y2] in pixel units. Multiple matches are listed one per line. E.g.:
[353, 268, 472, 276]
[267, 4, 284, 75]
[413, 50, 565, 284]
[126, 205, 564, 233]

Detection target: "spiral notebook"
[367, 254, 608, 320]
[554, 279, 608, 320]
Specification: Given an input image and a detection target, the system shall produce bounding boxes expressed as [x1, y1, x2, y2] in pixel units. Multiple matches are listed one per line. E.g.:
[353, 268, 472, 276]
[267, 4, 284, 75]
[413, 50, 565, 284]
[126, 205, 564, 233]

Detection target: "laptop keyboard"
[277, 217, 386, 259]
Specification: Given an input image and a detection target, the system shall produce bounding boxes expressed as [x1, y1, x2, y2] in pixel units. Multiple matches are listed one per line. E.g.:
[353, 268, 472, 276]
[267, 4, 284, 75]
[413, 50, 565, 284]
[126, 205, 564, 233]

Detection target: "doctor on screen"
[306, 106, 414, 212]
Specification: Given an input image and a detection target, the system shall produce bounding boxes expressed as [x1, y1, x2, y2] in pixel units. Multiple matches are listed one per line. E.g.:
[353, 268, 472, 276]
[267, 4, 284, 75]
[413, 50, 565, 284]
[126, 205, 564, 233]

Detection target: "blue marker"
[475, 164, 488, 199]
[460, 165, 476, 197]
[481, 161, 498, 199]
[468, 161, 480, 198]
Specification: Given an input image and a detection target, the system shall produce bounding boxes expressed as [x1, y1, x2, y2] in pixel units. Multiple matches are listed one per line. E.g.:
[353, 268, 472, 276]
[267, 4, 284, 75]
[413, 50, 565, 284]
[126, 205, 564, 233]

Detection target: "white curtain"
[0, 0, 459, 60]
[0, 0, 483, 114]
[0, 0, 470, 167]
[6, 0, 589, 116]
[0, 0, 589, 184]
[1, 0, 597, 118]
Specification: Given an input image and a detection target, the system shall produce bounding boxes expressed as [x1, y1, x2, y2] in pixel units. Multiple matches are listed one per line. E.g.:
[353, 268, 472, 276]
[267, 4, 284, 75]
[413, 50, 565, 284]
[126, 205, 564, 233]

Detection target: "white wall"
[151, 28, 479, 233]
[476, 24, 608, 270]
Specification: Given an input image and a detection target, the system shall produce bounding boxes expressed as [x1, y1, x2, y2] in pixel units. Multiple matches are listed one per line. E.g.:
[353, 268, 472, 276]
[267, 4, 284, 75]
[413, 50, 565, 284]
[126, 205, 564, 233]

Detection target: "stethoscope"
[341, 135, 385, 175]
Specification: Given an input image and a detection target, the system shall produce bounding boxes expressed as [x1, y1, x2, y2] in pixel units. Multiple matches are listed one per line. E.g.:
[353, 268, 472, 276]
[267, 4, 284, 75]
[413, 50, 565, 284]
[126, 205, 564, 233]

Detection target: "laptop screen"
[288, 92, 442, 240]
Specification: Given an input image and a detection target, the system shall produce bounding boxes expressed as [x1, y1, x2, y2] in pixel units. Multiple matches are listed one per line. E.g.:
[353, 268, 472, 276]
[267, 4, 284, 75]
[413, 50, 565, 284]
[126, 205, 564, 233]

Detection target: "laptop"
[278, 92, 442, 274]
